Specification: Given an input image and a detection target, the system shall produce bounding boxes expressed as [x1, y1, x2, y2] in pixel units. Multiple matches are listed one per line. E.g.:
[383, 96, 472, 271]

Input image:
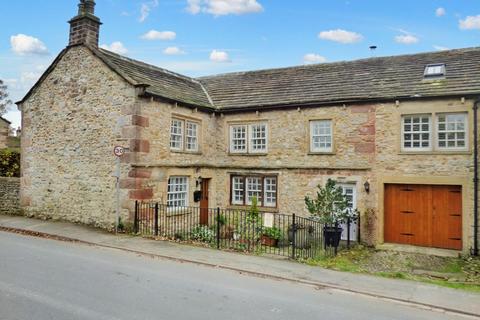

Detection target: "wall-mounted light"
[364, 181, 370, 193]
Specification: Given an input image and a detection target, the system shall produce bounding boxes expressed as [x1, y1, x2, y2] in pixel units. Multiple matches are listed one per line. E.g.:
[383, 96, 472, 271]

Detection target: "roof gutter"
[473, 100, 479, 256]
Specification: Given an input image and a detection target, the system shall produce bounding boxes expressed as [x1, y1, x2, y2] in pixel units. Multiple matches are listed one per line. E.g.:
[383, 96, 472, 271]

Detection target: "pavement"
[0, 214, 479, 318]
[2, 231, 466, 320]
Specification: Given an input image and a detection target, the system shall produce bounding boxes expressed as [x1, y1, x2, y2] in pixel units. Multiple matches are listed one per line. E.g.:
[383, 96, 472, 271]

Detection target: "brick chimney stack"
[68, 0, 102, 47]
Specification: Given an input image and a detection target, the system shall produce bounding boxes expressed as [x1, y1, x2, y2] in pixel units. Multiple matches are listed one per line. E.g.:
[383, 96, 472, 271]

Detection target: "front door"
[200, 179, 210, 225]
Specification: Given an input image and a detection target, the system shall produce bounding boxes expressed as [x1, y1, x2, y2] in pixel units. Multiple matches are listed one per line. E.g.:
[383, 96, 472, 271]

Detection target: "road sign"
[113, 146, 125, 157]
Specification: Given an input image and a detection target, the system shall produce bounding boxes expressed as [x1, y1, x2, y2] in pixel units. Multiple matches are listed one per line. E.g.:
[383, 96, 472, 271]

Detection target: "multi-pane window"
[230, 125, 247, 153]
[170, 118, 200, 152]
[229, 123, 268, 154]
[246, 177, 263, 205]
[186, 122, 198, 151]
[401, 113, 469, 152]
[437, 113, 467, 150]
[170, 119, 183, 150]
[264, 177, 277, 207]
[232, 177, 245, 205]
[340, 185, 356, 211]
[310, 120, 333, 152]
[249, 124, 268, 153]
[167, 176, 188, 207]
[231, 176, 277, 207]
[402, 115, 431, 151]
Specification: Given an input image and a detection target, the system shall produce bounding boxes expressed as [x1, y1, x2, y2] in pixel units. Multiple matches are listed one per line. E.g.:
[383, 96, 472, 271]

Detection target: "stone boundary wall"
[0, 177, 21, 215]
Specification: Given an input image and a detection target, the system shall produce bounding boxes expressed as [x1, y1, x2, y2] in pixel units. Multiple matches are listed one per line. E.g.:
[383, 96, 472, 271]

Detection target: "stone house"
[17, 0, 480, 255]
[0, 116, 11, 149]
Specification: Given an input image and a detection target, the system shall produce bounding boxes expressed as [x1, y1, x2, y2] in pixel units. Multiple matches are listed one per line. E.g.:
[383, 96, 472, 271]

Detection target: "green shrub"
[262, 227, 282, 240]
[0, 148, 20, 177]
[191, 225, 215, 243]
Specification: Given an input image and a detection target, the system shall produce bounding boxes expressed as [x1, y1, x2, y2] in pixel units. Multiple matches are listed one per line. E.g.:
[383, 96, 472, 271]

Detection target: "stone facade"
[0, 177, 21, 215]
[19, 46, 135, 229]
[18, 43, 479, 253]
[129, 96, 477, 253]
[0, 118, 10, 149]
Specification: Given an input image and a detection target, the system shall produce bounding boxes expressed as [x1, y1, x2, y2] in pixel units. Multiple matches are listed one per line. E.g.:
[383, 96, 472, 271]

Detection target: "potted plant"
[304, 179, 359, 249]
[261, 227, 281, 247]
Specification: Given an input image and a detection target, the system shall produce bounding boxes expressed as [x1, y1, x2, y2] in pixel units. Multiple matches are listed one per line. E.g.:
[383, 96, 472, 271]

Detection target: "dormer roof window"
[424, 64, 446, 78]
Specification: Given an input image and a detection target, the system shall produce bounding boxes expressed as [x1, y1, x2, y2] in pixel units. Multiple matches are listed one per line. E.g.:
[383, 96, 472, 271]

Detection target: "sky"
[2, 0, 480, 128]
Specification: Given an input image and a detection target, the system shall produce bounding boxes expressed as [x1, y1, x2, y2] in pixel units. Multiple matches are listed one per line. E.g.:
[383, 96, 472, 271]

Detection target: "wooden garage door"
[384, 184, 462, 250]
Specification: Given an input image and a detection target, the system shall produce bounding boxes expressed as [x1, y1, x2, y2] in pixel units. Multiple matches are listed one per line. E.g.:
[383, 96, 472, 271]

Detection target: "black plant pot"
[323, 226, 342, 248]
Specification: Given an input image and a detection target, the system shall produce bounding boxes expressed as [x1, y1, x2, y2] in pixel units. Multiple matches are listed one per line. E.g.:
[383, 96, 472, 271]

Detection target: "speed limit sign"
[113, 146, 125, 157]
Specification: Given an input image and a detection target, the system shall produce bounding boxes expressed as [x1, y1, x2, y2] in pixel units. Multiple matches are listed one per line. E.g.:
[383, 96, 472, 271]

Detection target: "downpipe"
[472, 100, 479, 256]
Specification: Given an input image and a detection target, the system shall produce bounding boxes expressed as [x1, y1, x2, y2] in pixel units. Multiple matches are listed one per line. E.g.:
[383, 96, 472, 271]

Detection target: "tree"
[0, 80, 12, 116]
[304, 179, 358, 226]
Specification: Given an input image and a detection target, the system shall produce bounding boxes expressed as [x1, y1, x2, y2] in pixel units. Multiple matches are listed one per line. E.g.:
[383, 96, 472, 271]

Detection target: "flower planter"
[323, 226, 342, 248]
[260, 235, 278, 247]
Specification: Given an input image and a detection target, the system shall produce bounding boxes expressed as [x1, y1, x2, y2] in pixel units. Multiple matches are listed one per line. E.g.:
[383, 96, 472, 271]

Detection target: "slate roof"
[198, 47, 480, 110]
[92, 48, 213, 108]
[17, 45, 480, 110]
[0, 116, 11, 124]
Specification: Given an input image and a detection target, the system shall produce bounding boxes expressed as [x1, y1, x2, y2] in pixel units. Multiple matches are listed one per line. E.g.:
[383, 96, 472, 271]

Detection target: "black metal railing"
[134, 202, 350, 259]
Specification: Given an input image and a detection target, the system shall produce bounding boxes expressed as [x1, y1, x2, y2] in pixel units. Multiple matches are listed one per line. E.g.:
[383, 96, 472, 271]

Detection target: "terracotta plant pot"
[260, 235, 278, 247]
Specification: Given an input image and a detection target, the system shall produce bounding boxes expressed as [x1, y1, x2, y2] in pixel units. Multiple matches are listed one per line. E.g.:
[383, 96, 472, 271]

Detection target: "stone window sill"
[308, 152, 336, 155]
[227, 205, 279, 213]
[228, 153, 268, 157]
[398, 151, 471, 156]
[170, 150, 203, 155]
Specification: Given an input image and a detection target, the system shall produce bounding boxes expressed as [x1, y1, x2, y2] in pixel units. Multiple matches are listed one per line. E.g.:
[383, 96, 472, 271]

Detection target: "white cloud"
[139, 0, 159, 22]
[4, 72, 41, 92]
[303, 53, 327, 64]
[436, 7, 446, 17]
[433, 45, 449, 51]
[141, 30, 177, 41]
[187, 0, 202, 14]
[210, 50, 230, 62]
[10, 34, 48, 56]
[187, 0, 263, 16]
[163, 47, 186, 55]
[395, 34, 419, 44]
[100, 42, 128, 55]
[318, 29, 363, 44]
[459, 15, 480, 30]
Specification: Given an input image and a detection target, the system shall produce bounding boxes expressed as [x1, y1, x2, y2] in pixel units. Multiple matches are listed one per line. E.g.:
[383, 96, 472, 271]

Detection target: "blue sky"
[2, 0, 480, 128]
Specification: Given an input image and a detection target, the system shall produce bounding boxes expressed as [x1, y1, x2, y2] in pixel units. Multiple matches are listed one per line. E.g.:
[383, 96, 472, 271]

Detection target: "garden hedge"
[0, 148, 20, 177]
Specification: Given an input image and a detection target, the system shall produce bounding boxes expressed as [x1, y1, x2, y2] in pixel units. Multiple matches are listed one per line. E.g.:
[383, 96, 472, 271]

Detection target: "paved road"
[0, 231, 469, 320]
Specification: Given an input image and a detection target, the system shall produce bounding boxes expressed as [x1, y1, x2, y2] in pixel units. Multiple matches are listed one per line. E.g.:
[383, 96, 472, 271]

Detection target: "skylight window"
[424, 64, 446, 78]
